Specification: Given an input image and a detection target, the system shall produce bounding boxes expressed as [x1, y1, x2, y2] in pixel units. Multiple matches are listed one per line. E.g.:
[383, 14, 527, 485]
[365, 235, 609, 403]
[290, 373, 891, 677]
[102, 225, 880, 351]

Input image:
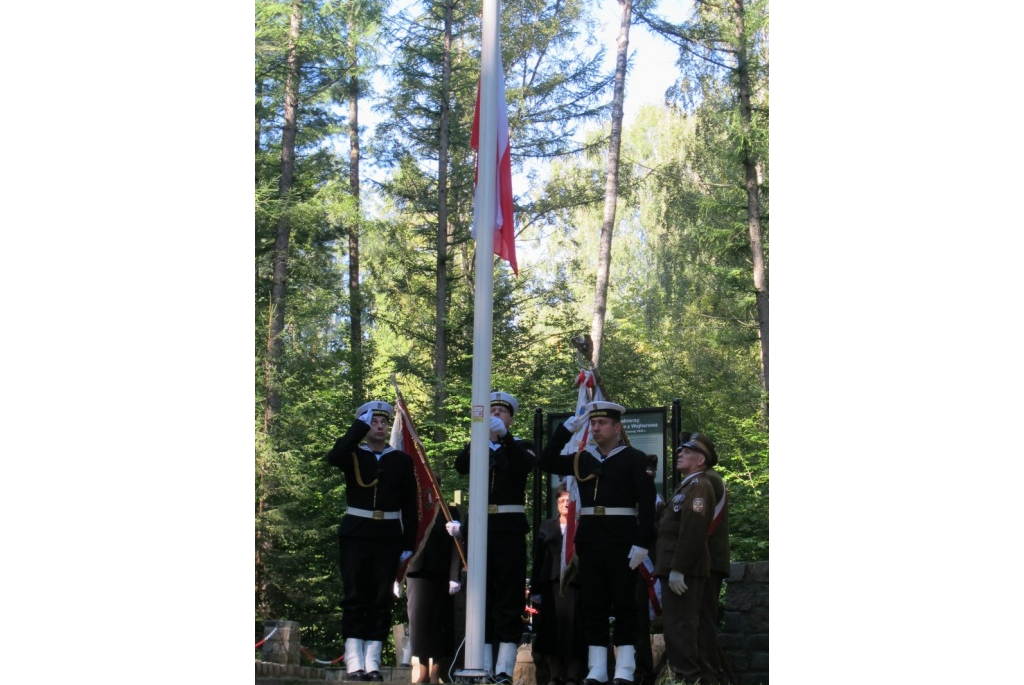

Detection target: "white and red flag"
[559, 370, 603, 586]
[471, 52, 518, 276]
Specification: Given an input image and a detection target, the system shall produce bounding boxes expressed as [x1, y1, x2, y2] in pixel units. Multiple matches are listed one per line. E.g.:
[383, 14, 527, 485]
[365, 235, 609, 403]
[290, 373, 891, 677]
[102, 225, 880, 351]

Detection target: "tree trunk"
[589, 0, 632, 369]
[348, 69, 364, 406]
[266, 0, 302, 433]
[733, 0, 768, 410]
[432, 0, 455, 441]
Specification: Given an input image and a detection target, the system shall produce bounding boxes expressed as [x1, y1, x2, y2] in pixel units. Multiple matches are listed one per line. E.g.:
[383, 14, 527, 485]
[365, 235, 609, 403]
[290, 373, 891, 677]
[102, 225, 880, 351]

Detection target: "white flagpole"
[461, 0, 500, 678]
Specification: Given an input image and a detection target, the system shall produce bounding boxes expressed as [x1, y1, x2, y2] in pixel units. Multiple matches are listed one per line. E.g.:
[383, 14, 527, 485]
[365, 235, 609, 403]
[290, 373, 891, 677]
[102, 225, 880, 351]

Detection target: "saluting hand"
[489, 416, 507, 440]
[563, 412, 589, 433]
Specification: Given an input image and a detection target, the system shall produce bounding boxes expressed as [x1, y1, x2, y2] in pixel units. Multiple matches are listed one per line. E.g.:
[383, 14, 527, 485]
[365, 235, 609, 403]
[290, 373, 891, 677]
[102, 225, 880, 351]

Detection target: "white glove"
[400, 550, 413, 563]
[393, 580, 403, 598]
[489, 416, 508, 439]
[445, 521, 462, 539]
[358, 409, 373, 425]
[627, 545, 648, 570]
[449, 580, 462, 595]
[563, 412, 589, 433]
[668, 570, 688, 595]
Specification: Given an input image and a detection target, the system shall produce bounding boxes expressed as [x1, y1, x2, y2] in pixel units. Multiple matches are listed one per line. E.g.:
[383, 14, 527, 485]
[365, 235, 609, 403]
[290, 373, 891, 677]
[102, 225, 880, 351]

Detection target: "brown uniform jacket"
[704, 468, 731, 576]
[653, 471, 716, 578]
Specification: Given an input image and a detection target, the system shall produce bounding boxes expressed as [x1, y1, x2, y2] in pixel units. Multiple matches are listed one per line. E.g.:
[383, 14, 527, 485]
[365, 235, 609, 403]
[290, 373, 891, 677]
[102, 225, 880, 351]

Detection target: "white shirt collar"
[586, 444, 627, 461]
[361, 443, 394, 460]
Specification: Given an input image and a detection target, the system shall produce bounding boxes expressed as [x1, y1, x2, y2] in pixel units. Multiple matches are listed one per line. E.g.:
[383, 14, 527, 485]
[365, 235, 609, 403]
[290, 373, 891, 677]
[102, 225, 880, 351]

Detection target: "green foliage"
[256, 430, 345, 652]
[721, 411, 769, 561]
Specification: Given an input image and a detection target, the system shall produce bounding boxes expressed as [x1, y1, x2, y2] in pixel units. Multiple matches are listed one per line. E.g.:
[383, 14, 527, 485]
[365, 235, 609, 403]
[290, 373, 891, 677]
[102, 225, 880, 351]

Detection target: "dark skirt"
[407, 575, 455, 659]
[532, 579, 585, 658]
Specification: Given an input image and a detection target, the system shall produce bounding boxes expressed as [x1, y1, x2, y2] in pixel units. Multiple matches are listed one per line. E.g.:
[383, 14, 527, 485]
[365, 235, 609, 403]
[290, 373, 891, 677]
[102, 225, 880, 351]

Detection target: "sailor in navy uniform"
[327, 401, 418, 681]
[653, 433, 717, 685]
[445, 391, 537, 683]
[538, 401, 656, 685]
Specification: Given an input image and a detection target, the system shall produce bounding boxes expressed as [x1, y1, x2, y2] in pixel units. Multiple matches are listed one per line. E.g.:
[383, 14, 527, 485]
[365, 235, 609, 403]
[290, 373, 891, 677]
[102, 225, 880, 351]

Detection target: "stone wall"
[719, 561, 768, 685]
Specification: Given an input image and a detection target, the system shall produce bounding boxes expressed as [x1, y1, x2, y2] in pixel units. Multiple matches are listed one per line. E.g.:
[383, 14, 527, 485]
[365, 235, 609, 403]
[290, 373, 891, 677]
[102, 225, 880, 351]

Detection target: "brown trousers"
[660, 575, 706, 683]
[697, 572, 727, 684]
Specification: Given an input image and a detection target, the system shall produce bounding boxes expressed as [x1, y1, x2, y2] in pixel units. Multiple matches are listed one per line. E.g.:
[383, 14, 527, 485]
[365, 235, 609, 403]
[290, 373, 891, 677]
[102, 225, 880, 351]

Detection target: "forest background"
[256, 0, 768, 661]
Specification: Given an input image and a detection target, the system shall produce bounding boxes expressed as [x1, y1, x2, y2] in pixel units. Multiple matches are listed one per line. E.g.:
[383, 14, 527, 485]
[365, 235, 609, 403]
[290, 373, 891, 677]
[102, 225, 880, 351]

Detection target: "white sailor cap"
[585, 400, 626, 421]
[490, 391, 519, 415]
[355, 401, 394, 420]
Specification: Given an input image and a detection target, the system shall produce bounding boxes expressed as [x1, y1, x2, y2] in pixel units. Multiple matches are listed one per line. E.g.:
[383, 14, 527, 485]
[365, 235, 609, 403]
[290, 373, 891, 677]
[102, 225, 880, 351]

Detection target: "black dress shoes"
[364, 671, 384, 682]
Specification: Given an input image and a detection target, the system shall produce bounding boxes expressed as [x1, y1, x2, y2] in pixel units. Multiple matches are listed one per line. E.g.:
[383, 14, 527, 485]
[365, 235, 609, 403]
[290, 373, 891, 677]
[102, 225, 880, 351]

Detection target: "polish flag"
[471, 53, 518, 276]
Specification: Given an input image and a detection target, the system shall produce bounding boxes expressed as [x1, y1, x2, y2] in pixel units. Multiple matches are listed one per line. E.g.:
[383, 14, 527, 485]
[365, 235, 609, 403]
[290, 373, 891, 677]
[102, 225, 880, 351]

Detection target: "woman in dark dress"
[531, 486, 586, 685]
[406, 504, 463, 684]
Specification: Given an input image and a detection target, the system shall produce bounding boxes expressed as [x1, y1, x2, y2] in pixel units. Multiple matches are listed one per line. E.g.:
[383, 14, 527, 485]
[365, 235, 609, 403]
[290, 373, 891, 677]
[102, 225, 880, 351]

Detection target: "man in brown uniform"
[688, 432, 730, 685]
[653, 433, 717, 685]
